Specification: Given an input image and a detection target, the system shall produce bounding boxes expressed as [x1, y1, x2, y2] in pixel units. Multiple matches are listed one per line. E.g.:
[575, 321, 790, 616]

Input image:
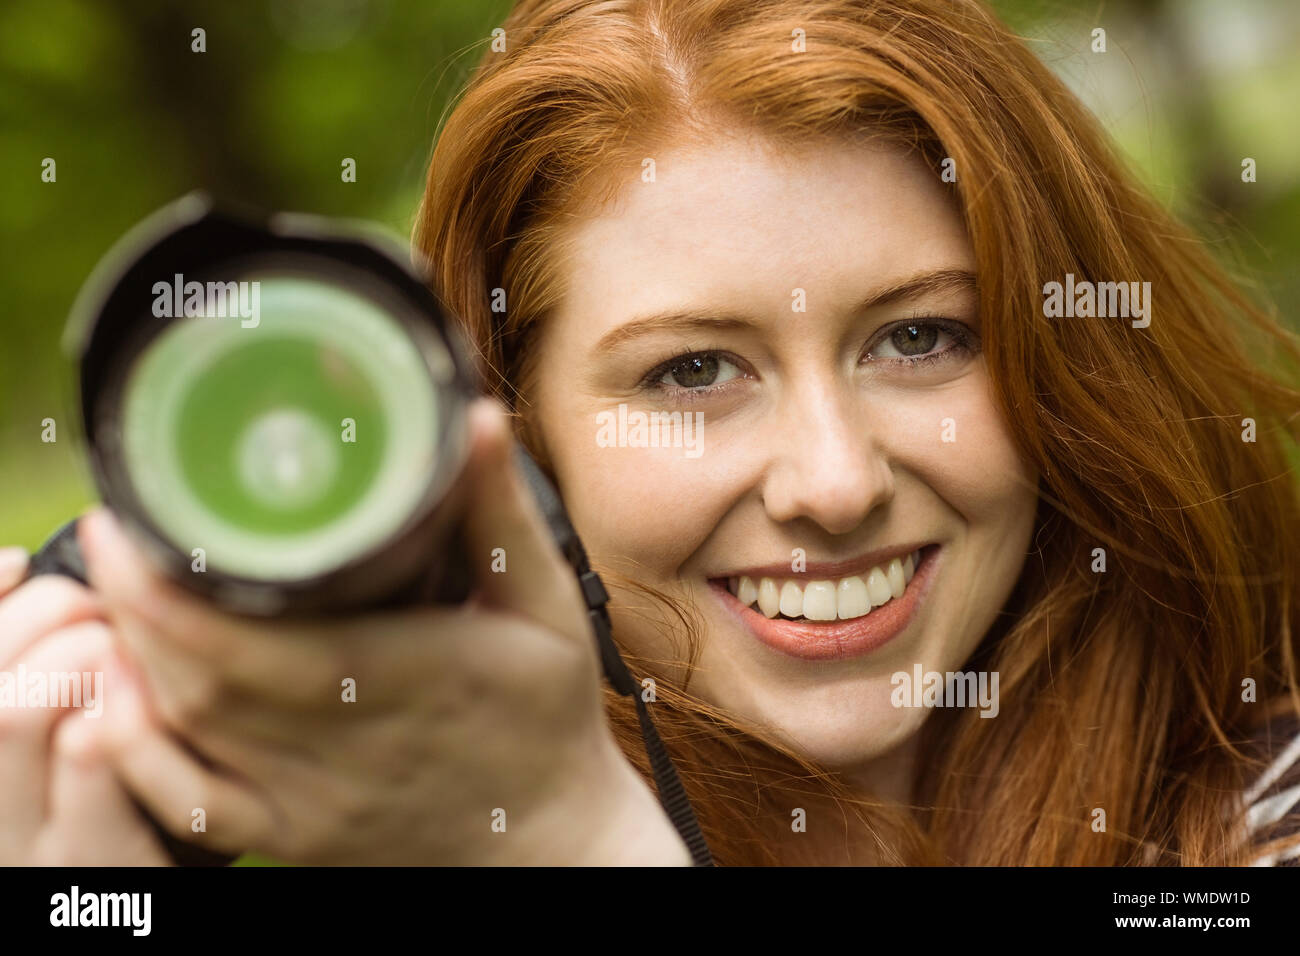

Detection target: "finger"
[80, 507, 339, 704]
[90, 604, 320, 784]
[94, 655, 276, 856]
[42, 715, 169, 865]
[0, 574, 104, 667]
[0, 547, 29, 596]
[78, 479, 585, 719]
[459, 398, 589, 644]
[72, 578, 226, 737]
[78, 506, 239, 646]
[80, 503, 525, 712]
[0, 620, 114, 840]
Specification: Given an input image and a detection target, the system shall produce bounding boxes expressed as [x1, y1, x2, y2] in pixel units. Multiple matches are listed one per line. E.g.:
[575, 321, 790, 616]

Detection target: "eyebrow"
[593, 268, 977, 352]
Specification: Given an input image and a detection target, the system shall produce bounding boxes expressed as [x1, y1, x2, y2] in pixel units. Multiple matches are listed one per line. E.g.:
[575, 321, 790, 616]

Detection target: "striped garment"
[1242, 711, 1300, 866]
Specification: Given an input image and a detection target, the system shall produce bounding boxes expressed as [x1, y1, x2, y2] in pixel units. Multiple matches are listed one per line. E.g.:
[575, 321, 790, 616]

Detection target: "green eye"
[890, 324, 939, 355]
[658, 353, 742, 388]
[867, 318, 973, 362]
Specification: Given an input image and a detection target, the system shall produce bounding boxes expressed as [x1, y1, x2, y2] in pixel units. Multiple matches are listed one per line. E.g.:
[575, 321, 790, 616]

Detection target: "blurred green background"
[2, 0, 1298, 550]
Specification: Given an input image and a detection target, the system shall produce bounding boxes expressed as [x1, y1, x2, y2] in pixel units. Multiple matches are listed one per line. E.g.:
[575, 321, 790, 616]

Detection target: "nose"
[759, 380, 894, 536]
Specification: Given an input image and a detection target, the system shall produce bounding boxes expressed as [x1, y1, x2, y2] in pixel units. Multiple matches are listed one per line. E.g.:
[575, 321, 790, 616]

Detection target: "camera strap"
[514, 448, 714, 866]
[579, 569, 715, 866]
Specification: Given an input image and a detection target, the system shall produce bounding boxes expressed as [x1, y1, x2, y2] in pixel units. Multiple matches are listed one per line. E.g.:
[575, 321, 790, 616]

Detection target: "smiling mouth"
[721, 547, 924, 622]
[707, 545, 941, 661]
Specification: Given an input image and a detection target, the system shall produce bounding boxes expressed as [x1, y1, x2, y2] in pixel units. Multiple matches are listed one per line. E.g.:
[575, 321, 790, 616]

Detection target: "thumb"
[459, 398, 589, 644]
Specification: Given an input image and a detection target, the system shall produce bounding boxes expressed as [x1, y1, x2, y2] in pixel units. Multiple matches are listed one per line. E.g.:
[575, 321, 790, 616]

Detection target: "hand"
[80, 398, 691, 865]
[0, 547, 170, 865]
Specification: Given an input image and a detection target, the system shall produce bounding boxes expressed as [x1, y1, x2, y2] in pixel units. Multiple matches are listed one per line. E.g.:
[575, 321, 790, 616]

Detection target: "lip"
[708, 544, 941, 662]
[709, 541, 934, 582]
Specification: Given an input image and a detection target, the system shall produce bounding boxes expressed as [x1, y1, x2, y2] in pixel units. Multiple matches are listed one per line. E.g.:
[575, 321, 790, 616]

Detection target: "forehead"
[550, 130, 974, 334]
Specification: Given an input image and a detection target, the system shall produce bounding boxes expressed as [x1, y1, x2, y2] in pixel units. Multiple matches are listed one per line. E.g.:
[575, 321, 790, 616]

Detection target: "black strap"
[578, 571, 714, 866]
[518, 446, 713, 866]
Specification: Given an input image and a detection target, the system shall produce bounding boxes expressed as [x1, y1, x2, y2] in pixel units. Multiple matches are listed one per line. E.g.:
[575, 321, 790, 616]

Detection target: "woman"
[3, 0, 1298, 865]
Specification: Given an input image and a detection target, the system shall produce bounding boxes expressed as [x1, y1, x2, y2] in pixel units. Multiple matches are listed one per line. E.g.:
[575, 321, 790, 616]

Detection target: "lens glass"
[119, 273, 440, 580]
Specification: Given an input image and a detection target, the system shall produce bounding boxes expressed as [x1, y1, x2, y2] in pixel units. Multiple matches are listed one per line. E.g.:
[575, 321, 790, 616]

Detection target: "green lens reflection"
[120, 275, 440, 580]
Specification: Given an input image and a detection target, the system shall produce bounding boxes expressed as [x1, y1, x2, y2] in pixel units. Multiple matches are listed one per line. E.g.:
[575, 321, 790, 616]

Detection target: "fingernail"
[77, 510, 104, 565]
[56, 715, 99, 759]
[473, 400, 512, 463]
[0, 546, 29, 580]
[104, 652, 137, 698]
[80, 509, 122, 564]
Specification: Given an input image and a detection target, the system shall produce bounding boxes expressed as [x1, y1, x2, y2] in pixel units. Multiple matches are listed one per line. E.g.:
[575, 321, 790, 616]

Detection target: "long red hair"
[415, 0, 1300, 864]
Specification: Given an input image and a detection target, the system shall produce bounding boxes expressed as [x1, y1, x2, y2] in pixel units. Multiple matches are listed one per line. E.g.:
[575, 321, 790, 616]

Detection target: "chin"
[718, 676, 933, 771]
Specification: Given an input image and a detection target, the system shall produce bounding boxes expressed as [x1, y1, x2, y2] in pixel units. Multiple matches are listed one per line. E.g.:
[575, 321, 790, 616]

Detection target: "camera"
[31, 193, 482, 612]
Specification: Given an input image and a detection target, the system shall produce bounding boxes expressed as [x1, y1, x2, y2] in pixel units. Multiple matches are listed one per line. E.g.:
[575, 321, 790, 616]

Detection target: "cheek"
[876, 369, 1037, 528]
[542, 414, 726, 581]
[542, 427, 728, 672]
[876, 369, 1038, 671]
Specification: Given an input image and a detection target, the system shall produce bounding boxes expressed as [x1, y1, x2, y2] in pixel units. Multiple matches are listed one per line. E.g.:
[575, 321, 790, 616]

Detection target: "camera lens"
[116, 272, 440, 582]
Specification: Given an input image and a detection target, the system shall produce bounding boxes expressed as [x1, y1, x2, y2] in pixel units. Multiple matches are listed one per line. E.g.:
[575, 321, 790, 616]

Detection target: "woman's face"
[528, 129, 1039, 786]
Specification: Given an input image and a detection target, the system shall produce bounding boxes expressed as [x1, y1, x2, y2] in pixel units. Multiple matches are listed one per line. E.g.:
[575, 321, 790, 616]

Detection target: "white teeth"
[865, 567, 892, 607]
[725, 549, 926, 621]
[737, 576, 758, 607]
[779, 581, 803, 618]
[836, 575, 871, 619]
[757, 577, 781, 618]
[802, 580, 837, 621]
[886, 558, 905, 600]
